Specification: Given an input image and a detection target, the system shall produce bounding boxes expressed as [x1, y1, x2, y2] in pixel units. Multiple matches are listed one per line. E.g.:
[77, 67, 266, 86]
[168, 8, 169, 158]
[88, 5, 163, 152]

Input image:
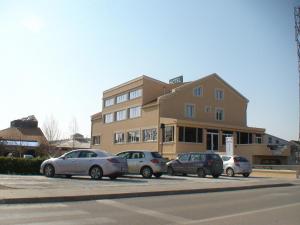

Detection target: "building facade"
[91, 74, 290, 164]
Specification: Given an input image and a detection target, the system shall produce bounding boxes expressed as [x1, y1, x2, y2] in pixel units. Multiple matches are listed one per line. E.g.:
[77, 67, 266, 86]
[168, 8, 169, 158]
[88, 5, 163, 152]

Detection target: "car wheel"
[154, 172, 162, 178]
[141, 166, 153, 178]
[226, 168, 235, 177]
[90, 166, 103, 180]
[167, 166, 175, 176]
[243, 173, 250, 177]
[197, 168, 206, 178]
[65, 175, 72, 178]
[44, 164, 55, 177]
[109, 175, 118, 180]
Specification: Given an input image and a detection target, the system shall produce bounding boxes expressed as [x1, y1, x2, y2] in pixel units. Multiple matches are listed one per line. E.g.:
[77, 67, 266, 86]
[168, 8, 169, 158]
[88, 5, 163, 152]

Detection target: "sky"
[0, 0, 299, 140]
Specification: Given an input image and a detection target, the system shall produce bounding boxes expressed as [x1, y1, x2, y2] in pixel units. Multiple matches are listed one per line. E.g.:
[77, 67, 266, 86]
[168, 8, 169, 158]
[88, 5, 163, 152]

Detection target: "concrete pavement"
[0, 174, 298, 204]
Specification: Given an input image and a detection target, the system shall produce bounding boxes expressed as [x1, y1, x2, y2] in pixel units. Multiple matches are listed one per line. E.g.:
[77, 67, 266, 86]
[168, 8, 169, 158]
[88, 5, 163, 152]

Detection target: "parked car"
[221, 155, 252, 177]
[23, 154, 34, 159]
[40, 149, 128, 180]
[167, 152, 223, 178]
[116, 150, 167, 178]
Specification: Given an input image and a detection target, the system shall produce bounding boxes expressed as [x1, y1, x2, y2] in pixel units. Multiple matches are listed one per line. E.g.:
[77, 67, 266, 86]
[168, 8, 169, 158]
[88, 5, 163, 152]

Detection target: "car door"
[77, 151, 98, 175]
[127, 152, 145, 174]
[173, 153, 190, 174]
[55, 151, 80, 174]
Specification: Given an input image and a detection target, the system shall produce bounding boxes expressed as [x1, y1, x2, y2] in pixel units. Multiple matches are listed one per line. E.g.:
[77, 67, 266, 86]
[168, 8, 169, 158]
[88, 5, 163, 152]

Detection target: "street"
[0, 185, 299, 225]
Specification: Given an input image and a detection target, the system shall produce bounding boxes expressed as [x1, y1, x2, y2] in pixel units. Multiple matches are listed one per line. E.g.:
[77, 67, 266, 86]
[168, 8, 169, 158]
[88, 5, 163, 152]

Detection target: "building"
[0, 115, 48, 157]
[91, 74, 290, 164]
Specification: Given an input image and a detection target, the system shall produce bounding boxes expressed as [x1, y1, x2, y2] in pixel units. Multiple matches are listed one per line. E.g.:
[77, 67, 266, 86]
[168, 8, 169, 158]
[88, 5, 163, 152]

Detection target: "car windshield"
[151, 152, 162, 158]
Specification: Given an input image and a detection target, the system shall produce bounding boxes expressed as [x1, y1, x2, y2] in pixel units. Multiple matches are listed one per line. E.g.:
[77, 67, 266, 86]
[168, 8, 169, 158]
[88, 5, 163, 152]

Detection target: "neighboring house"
[0, 115, 48, 157]
[91, 74, 290, 164]
[289, 141, 300, 164]
[53, 133, 91, 155]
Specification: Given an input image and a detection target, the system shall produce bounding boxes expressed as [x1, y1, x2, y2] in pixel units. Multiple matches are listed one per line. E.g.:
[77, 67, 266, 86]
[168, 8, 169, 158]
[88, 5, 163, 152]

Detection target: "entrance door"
[206, 133, 219, 151]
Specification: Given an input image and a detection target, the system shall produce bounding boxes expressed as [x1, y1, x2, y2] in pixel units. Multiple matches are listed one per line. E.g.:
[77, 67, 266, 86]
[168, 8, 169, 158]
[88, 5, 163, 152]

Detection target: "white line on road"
[184, 202, 300, 224]
[17, 217, 115, 225]
[0, 203, 67, 210]
[97, 199, 193, 224]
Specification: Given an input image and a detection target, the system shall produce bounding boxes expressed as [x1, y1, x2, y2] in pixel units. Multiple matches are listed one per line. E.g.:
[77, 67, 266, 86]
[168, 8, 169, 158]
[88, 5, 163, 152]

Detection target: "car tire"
[90, 166, 103, 180]
[154, 172, 162, 178]
[197, 168, 206, 178]
[141, 166, 153, 178]
[226, 168, 235, 177]
[243, 173, 250, 177]
[44, 164, 55, 177]
[167, 166, 175, 176]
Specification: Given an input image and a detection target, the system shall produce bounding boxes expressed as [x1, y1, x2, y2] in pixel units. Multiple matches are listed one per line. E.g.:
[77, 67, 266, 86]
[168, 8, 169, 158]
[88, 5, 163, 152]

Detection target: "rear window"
[234, 157, 248, 162]
[151, 152, 162, 158]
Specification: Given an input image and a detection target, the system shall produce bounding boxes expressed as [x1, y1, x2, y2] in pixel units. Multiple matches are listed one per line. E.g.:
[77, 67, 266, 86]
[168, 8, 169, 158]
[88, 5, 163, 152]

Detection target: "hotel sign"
[169, 75, 183, 84]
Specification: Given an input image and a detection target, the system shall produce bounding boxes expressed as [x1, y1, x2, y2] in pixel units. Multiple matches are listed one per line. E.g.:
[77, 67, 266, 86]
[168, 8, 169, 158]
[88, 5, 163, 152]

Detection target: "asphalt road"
[0, 185, 299, 225]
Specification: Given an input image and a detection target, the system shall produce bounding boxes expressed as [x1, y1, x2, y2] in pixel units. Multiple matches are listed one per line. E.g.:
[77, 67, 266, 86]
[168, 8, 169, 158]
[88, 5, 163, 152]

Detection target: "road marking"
[183, 202, 300, 224]
[18, 217, 115, 225]
[0, 203, 67, 210]
[97, 199, 193, 224]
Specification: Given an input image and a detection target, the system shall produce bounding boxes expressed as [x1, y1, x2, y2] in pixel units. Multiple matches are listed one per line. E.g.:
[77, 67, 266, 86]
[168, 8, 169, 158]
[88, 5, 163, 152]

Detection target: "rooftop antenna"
[294, 6, 300, 141]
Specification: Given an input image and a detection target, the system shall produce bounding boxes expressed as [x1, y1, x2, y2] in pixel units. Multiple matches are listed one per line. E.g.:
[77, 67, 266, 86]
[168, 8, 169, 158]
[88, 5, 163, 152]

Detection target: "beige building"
[91, 74, 290, 164]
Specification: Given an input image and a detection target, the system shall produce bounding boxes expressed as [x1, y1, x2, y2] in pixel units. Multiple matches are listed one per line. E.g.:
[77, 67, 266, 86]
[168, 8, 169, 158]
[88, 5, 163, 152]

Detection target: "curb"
[0, 183, 294, 205]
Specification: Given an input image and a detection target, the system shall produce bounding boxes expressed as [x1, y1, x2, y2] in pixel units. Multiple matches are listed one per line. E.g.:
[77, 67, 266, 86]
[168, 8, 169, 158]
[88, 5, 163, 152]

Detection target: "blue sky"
[0, 0, 299, 140]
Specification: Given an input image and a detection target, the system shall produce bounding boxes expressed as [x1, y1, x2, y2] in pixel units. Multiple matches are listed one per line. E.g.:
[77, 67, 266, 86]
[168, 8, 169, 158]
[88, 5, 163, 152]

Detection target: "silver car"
[116, 150, 167, 178]
[221, 155, 252, 177]
[40, 149, 128, 180]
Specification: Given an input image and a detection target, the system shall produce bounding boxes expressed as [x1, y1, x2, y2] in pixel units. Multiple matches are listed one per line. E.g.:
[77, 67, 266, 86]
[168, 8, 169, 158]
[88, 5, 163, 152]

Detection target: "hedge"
[0, 157, 46, 175]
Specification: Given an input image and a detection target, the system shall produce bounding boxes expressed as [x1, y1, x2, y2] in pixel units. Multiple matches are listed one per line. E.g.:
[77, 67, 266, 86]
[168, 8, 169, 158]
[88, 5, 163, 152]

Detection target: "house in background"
[0, 115, 48, 157]
[91, 74, 290, 164]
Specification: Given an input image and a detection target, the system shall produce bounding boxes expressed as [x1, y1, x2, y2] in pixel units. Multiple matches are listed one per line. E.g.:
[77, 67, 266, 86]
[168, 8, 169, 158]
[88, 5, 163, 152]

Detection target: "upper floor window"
[193, 86, 203, 97]
[114, 132, 125, 144]
[92, 136, 101, 145]
[215, 89, 224, 101]
[116, 93, 128, 104]
[204, 105, 212, 113]
[215, 108, 224, 121]
[104, 98, 114, 107]
[142, 128, 157, 142]
[116, 109, 127, 121]
[185, 104, 195, 118]
[129, 89, 142, 100]
[129, 106, 141, 118]
[104, 113, 114, 123]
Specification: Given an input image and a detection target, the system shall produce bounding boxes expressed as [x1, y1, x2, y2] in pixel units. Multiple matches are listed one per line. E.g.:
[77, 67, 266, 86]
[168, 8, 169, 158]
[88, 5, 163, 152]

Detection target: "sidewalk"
[0, 175, 298, 204]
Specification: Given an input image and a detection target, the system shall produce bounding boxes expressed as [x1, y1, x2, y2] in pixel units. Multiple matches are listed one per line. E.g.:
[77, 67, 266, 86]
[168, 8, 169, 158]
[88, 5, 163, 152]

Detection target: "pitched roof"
[0, 127, 48, 144]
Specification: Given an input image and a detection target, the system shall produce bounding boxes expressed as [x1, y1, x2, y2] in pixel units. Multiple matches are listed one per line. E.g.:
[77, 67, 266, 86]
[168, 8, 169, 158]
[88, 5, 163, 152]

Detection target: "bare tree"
[69, 117, 78, 150]
[42, 115, 61, 157]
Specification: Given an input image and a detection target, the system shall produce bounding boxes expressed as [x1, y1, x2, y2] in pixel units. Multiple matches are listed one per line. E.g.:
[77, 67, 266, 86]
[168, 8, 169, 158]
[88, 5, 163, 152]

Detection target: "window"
[222, 131, 233, 145]
[193, 86, 203, 97]
[92, 136, 100, 145]
[65, 151, 80, 159]
[130, 152, 145, 159]
[268, 137, 272, 144]
[116, 93, 128, 104]
[116, 109, 127, 121]
[215, 89, 224, 101]
[104, 113, 114, 123]
[215, 108, 224, 121]
[163, 126, 174, 142]
[237, 132, 253, 144]
[255, 134, 262, 144]
[178, 153, 190, 162]
[104, 98, 114, 107]
[205, 105, 212, 113]
[129, 106, 141, 118]
[185, 104, 195, 118]
[142, 128, 157, 142]
[114, 132, 125, 144]
[79, 151, 97, 158]
[127, 130, 140, 143]
[129, 89, 142, 99]
[179, 127, 203, 143]
[190, 153, 205, 161]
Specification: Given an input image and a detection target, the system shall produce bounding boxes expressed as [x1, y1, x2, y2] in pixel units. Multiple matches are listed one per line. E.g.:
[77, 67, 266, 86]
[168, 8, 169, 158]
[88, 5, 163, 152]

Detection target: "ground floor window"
[142, 128, 157, 142]
[163, 126, 174, 142]
[114, 132, 125, 144]
[255, 134, 262, 144]
[237, 132, 253, 144]
[92, 136, 100, 145]
[127, 130, 140, 143]
[179, 127, 203, 143]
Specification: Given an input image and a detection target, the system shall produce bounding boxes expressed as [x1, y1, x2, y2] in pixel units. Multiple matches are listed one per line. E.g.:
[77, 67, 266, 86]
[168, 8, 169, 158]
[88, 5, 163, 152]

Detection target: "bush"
[0, 157, 46, 175]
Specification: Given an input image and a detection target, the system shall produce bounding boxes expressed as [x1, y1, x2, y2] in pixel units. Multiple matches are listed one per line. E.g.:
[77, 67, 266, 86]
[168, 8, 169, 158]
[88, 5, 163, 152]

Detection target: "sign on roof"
[169, 75, 183, 84]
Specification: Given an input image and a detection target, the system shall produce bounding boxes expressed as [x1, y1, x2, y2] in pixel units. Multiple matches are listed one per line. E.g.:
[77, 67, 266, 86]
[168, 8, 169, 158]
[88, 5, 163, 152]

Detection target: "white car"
[221, 155, 252, 177]
[40, 149, 128, 180]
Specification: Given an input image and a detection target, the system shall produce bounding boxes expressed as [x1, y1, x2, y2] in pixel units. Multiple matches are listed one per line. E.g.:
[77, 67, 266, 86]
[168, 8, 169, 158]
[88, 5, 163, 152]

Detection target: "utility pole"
[294, 6, 300, 141]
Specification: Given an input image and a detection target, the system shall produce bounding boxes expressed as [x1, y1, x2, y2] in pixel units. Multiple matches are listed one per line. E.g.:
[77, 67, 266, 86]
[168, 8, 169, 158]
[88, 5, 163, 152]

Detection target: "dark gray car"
[166, 152, 223, 178]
